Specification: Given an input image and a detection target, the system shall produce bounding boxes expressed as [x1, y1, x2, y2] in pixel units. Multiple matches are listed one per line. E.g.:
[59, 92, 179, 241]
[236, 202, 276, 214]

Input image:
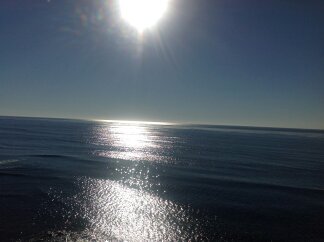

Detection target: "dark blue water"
[1, 116, 324, 241]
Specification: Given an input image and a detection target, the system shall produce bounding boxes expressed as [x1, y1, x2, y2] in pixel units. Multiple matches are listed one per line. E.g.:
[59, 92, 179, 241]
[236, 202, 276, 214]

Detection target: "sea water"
[0, 116, 324, 241]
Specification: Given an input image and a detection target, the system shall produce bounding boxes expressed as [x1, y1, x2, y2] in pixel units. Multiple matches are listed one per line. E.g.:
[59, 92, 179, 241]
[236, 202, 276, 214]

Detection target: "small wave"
[29, 154, 67, 158]
[26, 229, 119, 242]
[0, 159, 19, 166]
[0, 171, 28, 177]
[28, 154, 109, 166]
[0, 171, 63, 181]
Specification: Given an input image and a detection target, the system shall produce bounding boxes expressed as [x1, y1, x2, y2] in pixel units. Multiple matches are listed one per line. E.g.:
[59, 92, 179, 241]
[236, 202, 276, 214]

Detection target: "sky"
[0, 0, 323, 129]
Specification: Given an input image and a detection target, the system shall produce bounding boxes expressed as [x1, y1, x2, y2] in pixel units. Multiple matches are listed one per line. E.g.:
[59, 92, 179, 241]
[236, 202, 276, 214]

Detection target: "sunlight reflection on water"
[95, 123, 158, 160]
[110, 124, 151, 148]
[44, 122, 204, 241]
[75, 178, 202, 241]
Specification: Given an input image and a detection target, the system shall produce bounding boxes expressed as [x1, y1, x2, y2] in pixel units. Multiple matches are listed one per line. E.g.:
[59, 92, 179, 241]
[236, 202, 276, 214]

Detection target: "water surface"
[0, 117, 324, 241]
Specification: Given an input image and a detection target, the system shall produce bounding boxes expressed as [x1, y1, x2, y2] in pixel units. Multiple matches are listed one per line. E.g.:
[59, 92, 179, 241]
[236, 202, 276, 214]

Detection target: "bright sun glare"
[118, 0, 170, 32]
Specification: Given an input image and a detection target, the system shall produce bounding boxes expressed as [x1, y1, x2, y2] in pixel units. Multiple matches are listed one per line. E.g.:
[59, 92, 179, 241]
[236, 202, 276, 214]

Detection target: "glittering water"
[0, 117, 324, 241]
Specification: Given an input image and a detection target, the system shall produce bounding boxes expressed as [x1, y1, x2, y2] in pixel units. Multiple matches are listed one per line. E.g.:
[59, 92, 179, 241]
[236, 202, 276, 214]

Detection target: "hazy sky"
[0, 0, 323, 129]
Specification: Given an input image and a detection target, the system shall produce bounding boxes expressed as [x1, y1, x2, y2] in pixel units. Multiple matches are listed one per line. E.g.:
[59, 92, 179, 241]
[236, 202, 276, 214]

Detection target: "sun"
[118, 0, 170, 33]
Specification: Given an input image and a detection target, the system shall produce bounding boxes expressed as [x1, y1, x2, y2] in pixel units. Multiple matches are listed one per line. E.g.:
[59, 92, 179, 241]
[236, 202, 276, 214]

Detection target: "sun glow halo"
[118, 0, 170, 32]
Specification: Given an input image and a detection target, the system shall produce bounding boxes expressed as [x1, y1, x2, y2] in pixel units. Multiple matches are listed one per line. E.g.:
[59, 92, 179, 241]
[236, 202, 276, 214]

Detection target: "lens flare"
[118, 0, 170, 32]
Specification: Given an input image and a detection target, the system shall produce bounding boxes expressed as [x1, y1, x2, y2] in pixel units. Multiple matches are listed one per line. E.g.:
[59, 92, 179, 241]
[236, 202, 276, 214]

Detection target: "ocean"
[0, 116, 323, 241]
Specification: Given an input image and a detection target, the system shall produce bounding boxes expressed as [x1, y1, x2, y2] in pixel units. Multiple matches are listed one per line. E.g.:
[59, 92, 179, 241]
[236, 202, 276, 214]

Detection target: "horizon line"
[0, 114, 323, 132]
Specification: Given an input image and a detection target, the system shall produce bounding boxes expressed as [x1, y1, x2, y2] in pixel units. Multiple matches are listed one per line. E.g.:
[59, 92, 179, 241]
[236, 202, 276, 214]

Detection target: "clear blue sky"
[0, 0, 323, 129]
